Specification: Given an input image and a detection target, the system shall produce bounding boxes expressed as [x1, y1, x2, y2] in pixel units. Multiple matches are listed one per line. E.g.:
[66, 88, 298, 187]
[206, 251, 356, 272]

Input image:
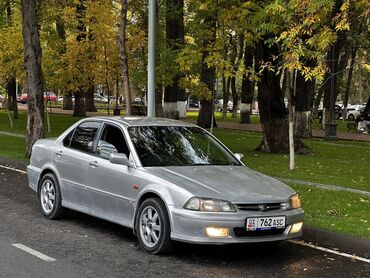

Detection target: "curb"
[302, 226, 370, 258]
[0, 157, 28, 171]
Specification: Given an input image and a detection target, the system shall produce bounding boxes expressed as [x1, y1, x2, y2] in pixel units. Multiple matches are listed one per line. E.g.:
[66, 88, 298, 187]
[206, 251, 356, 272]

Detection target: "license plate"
[246, 216, 286, 231]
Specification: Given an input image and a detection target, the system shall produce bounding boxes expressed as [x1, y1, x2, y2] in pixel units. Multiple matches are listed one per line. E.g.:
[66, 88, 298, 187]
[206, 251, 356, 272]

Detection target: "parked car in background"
[346, 105, 365, 121]
[20, 92, 57, 104]
[94, 93, 109, 104]
[27, 117, 304, 254]
[317, 104, 342, 120]
[187, 98, 200, 109]
[215, 99, 233, 112]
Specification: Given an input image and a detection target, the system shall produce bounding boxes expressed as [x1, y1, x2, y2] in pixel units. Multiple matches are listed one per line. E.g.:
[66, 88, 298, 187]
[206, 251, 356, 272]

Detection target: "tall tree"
[240, 44, 254, 124]
[163, 0, 185, 119]
[255, 40, 308, 153]
[196, 2, 217, 128]
[120, 0, 132, 116]
[21, 0, 44, 157]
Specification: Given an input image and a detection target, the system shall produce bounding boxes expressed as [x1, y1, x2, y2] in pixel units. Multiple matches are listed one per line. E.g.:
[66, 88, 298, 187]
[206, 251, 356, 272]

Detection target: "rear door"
[54, 121, 102, 209]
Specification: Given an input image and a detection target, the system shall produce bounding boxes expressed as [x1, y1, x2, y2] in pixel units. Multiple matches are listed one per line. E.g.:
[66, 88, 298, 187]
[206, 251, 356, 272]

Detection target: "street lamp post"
[147, 0, 156, 117]
[324, 44, 337, 141]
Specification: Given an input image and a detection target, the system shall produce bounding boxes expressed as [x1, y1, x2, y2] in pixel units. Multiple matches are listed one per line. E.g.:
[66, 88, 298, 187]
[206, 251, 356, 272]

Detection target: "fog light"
[290, 222, 303, 234]
[205, 227, 229, 238]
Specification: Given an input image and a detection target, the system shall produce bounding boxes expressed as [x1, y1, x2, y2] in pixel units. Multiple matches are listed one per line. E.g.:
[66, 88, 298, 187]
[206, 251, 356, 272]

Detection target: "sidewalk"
[214, 121, 370, 142]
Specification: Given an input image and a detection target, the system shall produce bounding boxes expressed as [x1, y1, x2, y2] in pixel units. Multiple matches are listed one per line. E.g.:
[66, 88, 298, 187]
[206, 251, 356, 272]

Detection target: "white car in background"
[347, 105, 365, 121]
[94, 94, 109, 104]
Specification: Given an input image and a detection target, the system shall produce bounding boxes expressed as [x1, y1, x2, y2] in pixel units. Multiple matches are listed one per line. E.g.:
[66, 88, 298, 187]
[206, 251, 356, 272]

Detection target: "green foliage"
[0, 1, 23, 84]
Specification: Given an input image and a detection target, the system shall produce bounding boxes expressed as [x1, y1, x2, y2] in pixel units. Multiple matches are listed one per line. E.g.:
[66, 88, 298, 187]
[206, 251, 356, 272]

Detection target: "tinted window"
[129, 126, 240, 167]
[70, 122, 101, 153]
[97, 124, 129, 159]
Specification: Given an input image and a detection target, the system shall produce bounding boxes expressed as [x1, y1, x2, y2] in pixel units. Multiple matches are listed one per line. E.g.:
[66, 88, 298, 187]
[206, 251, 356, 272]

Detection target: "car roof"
[88, 116, 196, 128]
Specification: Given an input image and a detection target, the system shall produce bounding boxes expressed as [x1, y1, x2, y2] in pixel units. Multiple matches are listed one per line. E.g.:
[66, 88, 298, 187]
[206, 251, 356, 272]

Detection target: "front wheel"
[38, 173, 66, 219]
[348, 114, 354, 121]
[136, 198, 173, 254]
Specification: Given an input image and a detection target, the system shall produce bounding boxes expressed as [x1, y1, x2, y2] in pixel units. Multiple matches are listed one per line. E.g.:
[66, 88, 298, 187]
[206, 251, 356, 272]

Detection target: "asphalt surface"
[0, 167, 369, 278]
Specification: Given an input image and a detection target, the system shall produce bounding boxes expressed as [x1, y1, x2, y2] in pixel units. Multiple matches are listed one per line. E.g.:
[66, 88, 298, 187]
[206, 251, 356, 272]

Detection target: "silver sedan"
[27, 117, 304, 254]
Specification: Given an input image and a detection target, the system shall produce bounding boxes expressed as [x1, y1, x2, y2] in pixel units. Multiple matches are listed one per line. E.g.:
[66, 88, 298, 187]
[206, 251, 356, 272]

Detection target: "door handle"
[89, 161, 99, 168]
[55, 150, 63, 157]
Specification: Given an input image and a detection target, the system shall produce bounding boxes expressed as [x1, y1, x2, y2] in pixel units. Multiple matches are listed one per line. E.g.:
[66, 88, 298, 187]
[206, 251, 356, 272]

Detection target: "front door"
[86, 123, 134, 225]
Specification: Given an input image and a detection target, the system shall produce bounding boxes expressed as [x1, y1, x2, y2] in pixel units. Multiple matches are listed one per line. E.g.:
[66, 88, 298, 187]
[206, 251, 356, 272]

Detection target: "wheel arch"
[133, 190, 172, 236]
[37, 165, 60, 194]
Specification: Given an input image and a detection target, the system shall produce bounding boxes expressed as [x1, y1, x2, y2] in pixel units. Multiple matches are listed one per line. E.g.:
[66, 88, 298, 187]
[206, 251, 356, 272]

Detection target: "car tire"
[348, 114, 354, 121]
[38, 173, 66, 220]
[136, 198, 173, 254]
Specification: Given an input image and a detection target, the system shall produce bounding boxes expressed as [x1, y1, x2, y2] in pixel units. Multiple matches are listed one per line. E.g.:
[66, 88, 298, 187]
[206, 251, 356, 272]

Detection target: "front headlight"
[184, 197, 236, 212]
[289, 194, 301, 209]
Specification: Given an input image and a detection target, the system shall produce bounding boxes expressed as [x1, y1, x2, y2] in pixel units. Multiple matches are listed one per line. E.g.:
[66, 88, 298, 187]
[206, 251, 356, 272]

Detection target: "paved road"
[0, 167, 369, 278]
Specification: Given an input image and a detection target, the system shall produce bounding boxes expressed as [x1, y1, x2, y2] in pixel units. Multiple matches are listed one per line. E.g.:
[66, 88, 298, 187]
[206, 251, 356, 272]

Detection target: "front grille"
[233, 227, 285, 237]
[236, 203, 285, 212]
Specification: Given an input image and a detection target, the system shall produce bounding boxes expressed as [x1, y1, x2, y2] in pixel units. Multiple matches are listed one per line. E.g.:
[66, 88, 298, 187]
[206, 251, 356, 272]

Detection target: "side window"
[97, 124, 130, 159]
[63, 129, 75, 147]
[70, 122, 101, 153]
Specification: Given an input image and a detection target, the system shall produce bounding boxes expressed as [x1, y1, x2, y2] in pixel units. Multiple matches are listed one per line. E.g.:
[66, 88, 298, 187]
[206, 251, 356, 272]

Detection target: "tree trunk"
[323, 0, 346, 115]
[197, 11, 216, 128]
[343, 44, 357, 119]
[254, 40, 308, 153]
[286, 71, 295, 170]
[73, 90, 86, 117]
[294, 67, 314, 138]
[63, 92, 74, 110]
[120, 0, 132, 116]
[164, 0, 185, 119]
[155, 87, 163, 117]
[6, 75, 18, 119]
[21, 0, 44, 157]
[85, 86, 97, 112]
[231, 76, 238, 118]
[240, 45, 254, 124]
[222, 77, 231, 119]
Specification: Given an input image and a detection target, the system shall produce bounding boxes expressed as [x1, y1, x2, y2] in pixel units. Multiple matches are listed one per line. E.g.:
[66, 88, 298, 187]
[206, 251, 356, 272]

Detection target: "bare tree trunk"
[6, 75, 18, 119]
[120, 0, 132, 116]
[197, 11, 216, 128]
[21, 0, 44, 157]
[73, 90, 86, 117]
[222, 77, 230, 119]
[164, 0, 185, 119]
[63, 92, 73, 110]
[343, 44, 357, 119]
[294, 64, 314, 138]
[85, 86, 97, 112]
[231, 76, 238, 118]
[155, 87, 163, 117]
[286, 71, 295, 171]
[240, 45, 254, 124]
[254, 40, 309, 154]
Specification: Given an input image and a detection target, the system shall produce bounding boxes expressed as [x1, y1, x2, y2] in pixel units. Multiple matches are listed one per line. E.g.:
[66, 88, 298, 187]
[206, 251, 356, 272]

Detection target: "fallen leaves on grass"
[327, 209, 340, 216]
[359, 198, 369, 203]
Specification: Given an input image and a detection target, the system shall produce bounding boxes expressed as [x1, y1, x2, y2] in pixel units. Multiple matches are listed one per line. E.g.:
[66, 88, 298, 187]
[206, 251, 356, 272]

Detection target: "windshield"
[128, 126, 241, 167]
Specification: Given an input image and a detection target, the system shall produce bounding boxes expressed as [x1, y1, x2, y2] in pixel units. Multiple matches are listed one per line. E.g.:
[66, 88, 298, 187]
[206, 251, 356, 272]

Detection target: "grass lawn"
[292, 184, 370, 239]
[212, 129, 370, 192]
[0, 135, 27, 161]
[0, 109, 369, 239]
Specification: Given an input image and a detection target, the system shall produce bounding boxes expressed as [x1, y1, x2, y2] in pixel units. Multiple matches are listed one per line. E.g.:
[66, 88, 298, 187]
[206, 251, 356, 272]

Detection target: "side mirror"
[234, 153, 244, 161]
[109, 153, 129, 166]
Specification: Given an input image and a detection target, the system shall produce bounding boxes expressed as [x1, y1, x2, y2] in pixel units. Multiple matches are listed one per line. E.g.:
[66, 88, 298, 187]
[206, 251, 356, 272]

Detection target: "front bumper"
[168, 206, 304, 244]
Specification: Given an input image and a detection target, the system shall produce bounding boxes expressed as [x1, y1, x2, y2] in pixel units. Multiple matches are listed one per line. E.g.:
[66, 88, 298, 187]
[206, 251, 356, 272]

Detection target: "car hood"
[145, 166, 294, 203]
